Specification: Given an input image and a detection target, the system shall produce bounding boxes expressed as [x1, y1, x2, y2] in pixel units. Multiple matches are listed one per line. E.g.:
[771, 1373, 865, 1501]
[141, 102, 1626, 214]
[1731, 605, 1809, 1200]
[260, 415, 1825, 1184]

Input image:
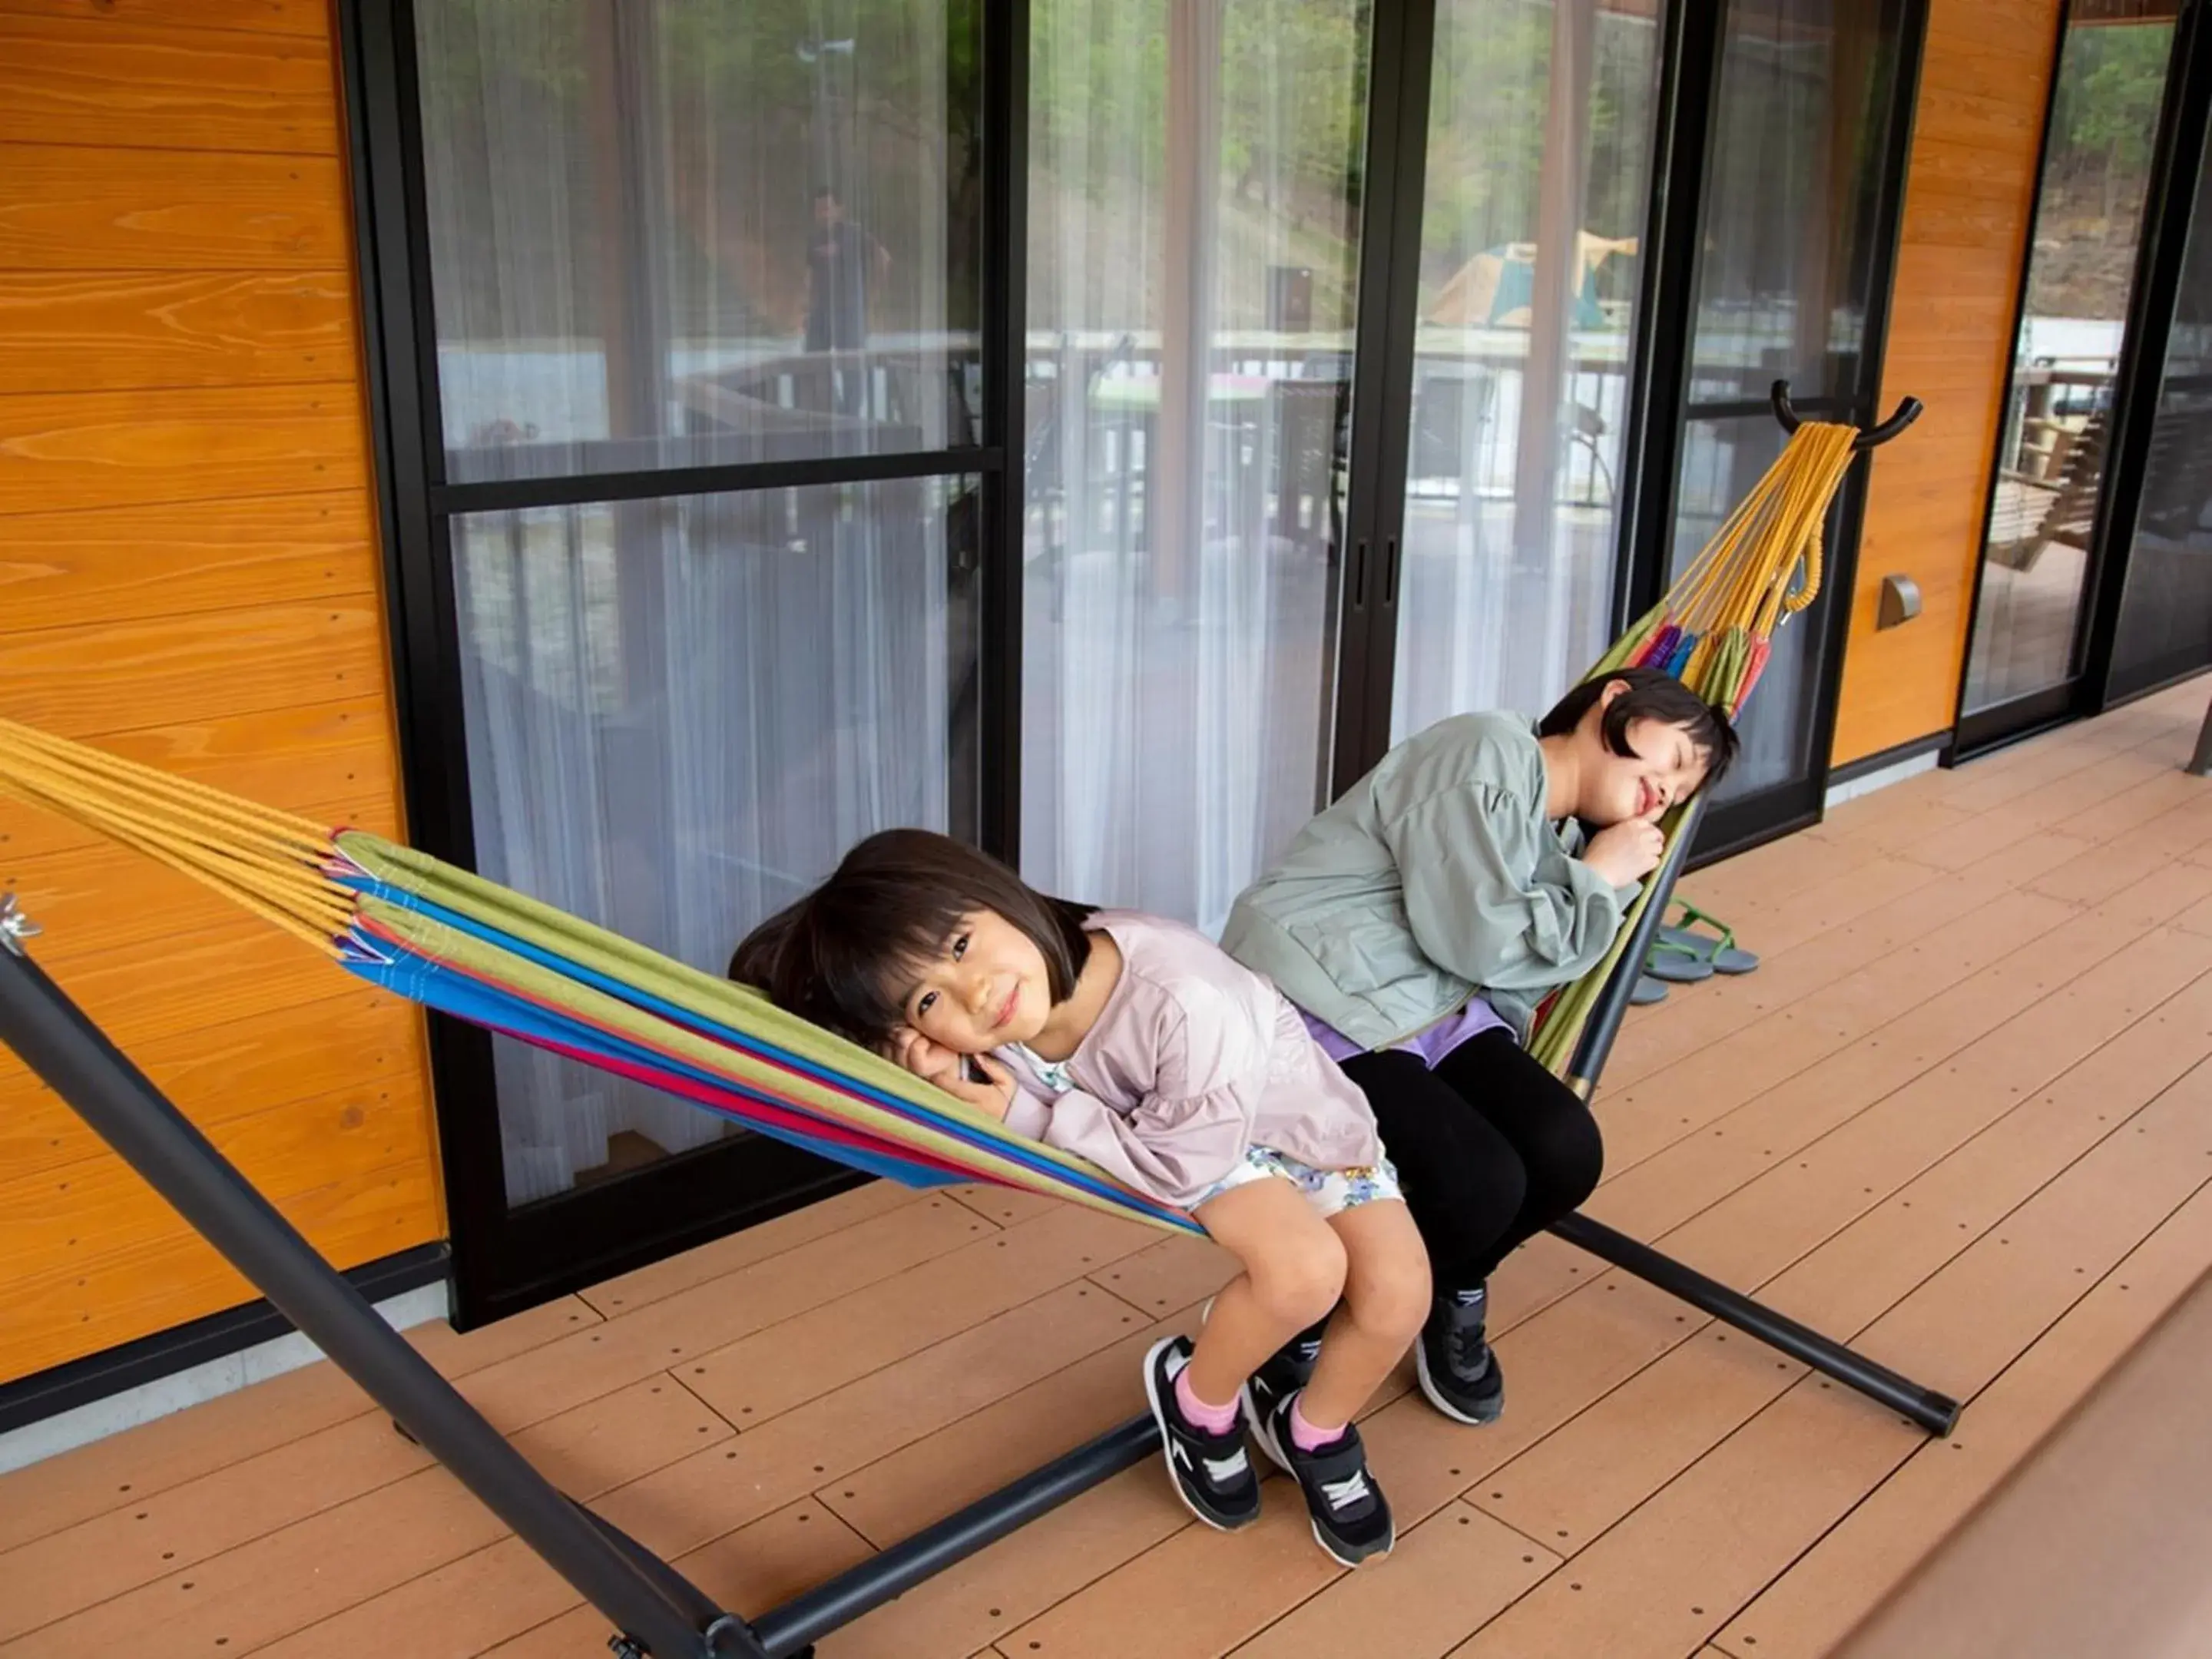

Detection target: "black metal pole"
[750, 1414, 1160, 1658]
[1550, 1211, 1961, 1435]
[1557, 803, 1961, 1436]
[0, 929, 755, 1659]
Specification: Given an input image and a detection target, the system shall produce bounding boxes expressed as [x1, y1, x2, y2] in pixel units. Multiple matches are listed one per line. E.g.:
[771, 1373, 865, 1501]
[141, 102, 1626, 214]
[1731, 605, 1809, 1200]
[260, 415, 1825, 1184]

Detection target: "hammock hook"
[1770, 379, 1922, 452]
[0, 893, 39, 957]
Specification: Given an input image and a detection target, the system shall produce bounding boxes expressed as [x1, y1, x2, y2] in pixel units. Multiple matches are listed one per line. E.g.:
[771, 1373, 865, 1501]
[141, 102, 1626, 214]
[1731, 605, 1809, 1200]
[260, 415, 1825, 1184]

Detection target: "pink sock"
[1174, 1364, 1240, 1435]
[1290, 1392, 1346, 1452]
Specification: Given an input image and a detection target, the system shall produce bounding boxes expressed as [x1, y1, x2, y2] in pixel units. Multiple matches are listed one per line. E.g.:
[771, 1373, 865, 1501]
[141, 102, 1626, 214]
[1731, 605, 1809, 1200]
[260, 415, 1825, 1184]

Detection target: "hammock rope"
[1525, 418, 1859, 1073]
[0, 420, 1866, 1231]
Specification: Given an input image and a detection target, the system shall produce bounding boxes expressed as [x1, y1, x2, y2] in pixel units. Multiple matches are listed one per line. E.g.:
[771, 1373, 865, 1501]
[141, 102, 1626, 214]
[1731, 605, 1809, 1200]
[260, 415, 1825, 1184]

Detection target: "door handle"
[1350, 538, 1369, 608]
[1382, 536, 1400, 607]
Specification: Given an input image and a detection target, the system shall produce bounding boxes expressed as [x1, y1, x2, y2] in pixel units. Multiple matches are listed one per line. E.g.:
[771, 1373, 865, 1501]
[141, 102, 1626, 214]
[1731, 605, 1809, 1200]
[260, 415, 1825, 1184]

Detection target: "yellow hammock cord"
[1664, 421, 1859, 684]
[0, 717, 352, 957]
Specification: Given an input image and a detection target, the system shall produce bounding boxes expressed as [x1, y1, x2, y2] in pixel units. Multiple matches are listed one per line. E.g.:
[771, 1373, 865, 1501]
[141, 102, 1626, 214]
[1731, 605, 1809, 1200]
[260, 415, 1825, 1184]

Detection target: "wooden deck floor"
[5, 680, 2212, 1659]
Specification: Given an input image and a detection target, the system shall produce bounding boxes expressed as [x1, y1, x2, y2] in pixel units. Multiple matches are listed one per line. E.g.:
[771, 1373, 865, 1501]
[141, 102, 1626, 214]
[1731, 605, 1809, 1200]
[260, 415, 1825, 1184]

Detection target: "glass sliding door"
[1962, 0, 2182, 727]
[1666, 0, 1914, 818]
[1020, 0, 1373, 934]
[1387, 0, 1664, 741]
[2107, 86, 2212, 700]
[358, 0, 1006, 1321]
[446, 479, 977, 1205]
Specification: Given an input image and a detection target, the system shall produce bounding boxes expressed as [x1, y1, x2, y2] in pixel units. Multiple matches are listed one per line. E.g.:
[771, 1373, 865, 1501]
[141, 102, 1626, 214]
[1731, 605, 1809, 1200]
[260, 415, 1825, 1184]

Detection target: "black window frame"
[342, 0, 1027, 1326]
[1956, 0, 2212, 757]
[344, 0, 1926, 1328]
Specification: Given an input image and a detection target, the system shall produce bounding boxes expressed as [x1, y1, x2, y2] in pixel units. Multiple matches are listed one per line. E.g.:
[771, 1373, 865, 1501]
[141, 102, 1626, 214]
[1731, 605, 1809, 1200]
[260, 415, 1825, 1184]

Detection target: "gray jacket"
[1220, 711, 1637, 1050]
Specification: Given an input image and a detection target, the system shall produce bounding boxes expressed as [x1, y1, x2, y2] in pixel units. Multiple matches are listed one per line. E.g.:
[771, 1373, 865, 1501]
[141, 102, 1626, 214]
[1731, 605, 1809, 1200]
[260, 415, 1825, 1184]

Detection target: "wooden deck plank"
[2, 1376, 736, 1657]
[573, 1181, 922, 1320]
[1590, 889, 2212, 1244]
[824, 1465, 1192, 1659]
[680, 1205, 1163, 1428]
[453, 1197, 999, 1435]
[1718, 1181, 2212, 1659]
[1088, 1233, 1237, 1319]
[595, 1285, 1146, 1564]
[1230, 1503, 1559, 1659]
[1650, 922, 2212, 1300]
[1605, 838, 2086, 1094]
[1452, 1051, 2212, 1659]
[1482, 976, 2212, 1558]
[821, 1305, 1200, 1551]
[992, 1487, 1346, 1659]
[475, 1500, 874, 1659]
[1599, 886, 2084, 1174]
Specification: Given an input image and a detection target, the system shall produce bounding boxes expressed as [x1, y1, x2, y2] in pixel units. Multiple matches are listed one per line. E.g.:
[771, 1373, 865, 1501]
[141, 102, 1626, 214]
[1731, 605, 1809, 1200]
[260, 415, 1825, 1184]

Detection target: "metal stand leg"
[749, 1415, 1161, 1659]
[1551, 1210, 1962, 1435]
[0, 919, 1160, 1656]
[0, 936, 759, 1659]
[2188, 694, 2212, 777]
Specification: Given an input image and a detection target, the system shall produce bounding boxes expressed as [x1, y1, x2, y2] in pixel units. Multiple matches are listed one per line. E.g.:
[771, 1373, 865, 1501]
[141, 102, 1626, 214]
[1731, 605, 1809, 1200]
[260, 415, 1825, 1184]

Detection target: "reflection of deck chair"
[1988, 409, 2106, 573]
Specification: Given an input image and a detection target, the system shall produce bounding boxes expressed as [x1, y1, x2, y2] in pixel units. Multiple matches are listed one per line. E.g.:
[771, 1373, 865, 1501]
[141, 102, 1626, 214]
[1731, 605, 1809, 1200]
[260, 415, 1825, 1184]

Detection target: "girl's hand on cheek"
[889, 1029, 1016, 1121]
[1584, 818, 1665, 886]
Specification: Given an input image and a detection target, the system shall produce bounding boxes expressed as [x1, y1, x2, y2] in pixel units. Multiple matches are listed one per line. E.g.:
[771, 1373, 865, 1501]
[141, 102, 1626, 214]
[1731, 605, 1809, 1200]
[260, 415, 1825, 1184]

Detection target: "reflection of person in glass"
[805, 186, 889, 414]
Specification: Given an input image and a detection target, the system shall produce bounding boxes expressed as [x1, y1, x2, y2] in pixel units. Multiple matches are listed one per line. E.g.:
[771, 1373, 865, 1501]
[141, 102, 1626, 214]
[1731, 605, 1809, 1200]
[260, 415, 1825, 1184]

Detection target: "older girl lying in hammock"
[1223, 667, 1737, 1430]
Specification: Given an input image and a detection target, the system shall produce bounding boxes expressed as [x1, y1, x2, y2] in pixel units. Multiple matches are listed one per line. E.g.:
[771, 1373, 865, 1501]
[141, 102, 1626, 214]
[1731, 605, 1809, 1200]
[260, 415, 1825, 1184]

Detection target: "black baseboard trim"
[1831, 730, 1952, 787]
[0, 1242, 451, 1436]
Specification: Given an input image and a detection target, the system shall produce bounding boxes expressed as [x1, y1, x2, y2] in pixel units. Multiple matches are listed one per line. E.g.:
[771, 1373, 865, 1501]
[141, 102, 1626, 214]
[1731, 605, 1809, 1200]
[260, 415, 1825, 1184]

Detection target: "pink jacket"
[998, 911, 1385, 1210]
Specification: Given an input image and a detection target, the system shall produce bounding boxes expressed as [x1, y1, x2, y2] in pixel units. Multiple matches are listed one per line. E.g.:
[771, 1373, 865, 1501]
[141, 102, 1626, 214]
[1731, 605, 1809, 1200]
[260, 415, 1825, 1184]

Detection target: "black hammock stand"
[0, 368, 1953, 1659]
[0, 843, 1956, 1657]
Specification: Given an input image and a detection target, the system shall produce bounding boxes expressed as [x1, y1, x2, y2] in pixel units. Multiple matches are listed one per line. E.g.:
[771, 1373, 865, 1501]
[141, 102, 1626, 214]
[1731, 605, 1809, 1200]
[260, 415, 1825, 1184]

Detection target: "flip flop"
[1630, 975, 1671, 1006]
[1657, 900, 1760, 975]
[1643, 935, 1717, 984]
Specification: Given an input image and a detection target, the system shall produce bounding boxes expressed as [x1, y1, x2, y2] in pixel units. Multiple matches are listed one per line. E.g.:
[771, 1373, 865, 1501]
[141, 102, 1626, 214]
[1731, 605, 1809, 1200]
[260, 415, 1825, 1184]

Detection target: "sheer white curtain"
[416, 0, 971, 483]
[1389, 0, 1659, 743]
[1021, 0, 1368, 935]
[416, 0, 977, 1203]
[453, 489, 961, 1204]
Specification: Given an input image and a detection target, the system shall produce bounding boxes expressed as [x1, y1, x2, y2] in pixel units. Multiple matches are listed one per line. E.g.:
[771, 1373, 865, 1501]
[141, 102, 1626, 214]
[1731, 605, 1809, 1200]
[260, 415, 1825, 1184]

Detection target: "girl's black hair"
[728, 828, 1094, 1048]
[1538, 667, 1740, 785]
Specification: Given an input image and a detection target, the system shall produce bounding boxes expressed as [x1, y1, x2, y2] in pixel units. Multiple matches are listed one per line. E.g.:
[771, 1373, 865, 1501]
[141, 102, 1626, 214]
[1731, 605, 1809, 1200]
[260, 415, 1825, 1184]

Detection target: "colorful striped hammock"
[0, 420, 1862, 1237]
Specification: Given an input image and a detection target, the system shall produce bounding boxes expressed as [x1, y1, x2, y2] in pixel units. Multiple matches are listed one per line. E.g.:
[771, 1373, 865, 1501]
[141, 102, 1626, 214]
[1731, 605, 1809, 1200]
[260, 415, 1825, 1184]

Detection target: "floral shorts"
[1194, 1145, 1405, 1220]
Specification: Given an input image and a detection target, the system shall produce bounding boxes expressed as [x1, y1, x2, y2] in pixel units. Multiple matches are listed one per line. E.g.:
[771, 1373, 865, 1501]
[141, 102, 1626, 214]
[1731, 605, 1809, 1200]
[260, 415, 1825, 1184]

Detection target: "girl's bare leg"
[1300, 1198, 1430, 1430]
[1187, 1177, 1348, 1406]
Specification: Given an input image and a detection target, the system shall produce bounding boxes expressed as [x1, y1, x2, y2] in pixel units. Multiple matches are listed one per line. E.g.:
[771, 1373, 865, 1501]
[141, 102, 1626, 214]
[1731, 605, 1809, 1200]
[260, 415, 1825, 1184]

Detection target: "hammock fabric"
[0, 421, 1861, 1234]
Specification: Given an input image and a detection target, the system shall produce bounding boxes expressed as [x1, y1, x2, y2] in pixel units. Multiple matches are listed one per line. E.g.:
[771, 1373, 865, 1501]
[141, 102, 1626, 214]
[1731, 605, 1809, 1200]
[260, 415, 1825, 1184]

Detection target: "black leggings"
[1340, 1028, 1604, 1295]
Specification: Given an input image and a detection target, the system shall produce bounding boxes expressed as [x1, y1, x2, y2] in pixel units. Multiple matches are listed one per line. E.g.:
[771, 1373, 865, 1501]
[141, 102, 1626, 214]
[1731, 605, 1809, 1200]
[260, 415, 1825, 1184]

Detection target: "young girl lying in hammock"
[1221, 667, 1737, 1429]
[730, 831, 1429, 1566]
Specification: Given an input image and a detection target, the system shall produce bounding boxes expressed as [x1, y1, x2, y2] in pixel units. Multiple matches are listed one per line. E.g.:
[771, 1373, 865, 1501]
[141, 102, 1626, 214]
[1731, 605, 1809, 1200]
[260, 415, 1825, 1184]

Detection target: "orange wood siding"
[1832, 0, 2062, 765]
[0, 0, 440, 1382]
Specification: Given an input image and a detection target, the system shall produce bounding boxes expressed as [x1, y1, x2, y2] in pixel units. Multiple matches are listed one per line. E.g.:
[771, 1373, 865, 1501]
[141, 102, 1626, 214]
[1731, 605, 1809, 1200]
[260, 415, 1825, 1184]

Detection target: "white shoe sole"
[1142, 1336, 1247, 1534]
[1311, 1514, 1395, 1568]
[1415, 1336, 1502, 1426]
[1239, 1382, 1394, 1568]
[1239, 1379, 1295, 1476]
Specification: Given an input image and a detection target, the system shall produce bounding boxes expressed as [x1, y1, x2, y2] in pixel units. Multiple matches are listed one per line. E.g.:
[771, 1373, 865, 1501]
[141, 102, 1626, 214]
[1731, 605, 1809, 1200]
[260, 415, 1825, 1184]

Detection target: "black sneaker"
[1249, 1389, 1394, 1566]
[1142, 1335, 1260, 1532]
[1240, 1311, 1329, 1441]
[1417, 1283, 1505, 1426]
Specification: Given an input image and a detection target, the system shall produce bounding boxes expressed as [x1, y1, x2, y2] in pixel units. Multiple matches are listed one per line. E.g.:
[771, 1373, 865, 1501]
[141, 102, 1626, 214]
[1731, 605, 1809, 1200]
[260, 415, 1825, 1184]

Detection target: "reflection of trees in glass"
[2031, 20, 2176, 320]
[416, 0, 982, 346]
[1417, 5, 1655, 320]
[1027, 0, 1370, 334]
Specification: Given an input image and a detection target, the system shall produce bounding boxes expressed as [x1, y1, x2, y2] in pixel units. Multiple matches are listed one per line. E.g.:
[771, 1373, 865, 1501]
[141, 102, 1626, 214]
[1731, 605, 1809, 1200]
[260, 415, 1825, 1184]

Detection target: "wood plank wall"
[1831, 0, 2064, 765]
[0, 0, 442, 1383]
